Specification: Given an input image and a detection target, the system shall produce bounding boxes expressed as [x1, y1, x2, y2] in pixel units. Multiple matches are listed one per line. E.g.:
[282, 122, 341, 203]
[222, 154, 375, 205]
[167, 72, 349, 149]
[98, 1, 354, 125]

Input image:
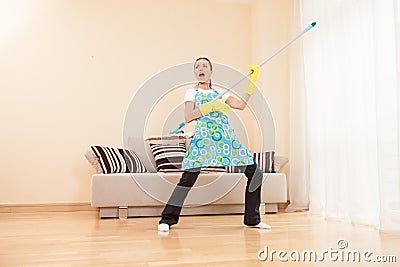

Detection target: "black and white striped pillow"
[91, 146, 147, 174]
[149, 143, 186, 172]
[225, 165, 245, 173]
[253, 151, 275, 173]
[226, 151, 275, 173]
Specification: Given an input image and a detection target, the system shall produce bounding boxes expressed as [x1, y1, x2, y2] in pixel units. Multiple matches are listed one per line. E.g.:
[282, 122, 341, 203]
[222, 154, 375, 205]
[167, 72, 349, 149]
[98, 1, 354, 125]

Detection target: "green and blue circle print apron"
[181, 86, 254, 170]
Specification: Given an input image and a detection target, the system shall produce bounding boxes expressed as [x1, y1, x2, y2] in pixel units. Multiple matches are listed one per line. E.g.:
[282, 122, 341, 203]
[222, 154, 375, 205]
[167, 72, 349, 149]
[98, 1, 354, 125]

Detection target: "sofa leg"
[260, 202, 266, 214]
[118, 206, 128, 220]
[265, 203, 278, 214]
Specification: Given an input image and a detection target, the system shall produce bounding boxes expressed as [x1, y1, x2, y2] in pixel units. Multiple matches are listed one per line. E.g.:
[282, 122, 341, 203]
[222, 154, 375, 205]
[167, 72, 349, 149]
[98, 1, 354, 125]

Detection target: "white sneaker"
[245, 222, 271, 229]
[158, 223, 170, 232]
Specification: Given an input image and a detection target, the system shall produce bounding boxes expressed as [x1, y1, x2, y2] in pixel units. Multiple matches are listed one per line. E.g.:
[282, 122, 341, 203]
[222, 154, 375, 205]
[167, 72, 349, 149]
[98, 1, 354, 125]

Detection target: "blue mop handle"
[305, 22, 317, 32]
[216, 21, 317, 99]
[170, 122, 186, 134]
[170, 22, 317, 134]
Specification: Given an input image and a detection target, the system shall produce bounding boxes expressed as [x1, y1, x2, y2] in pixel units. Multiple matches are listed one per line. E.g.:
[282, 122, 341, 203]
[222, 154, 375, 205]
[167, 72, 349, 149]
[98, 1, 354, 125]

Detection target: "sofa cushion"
[226, 151, 275, 173]
[147, 134, 227, 173]
[274, 156, 288, 172]
[149, 143, 186, 172]
[91, 146, 147, 174]
[145, 134, 187, 171]
[253, 151, 275, 173]
[84, 149, 103, 173]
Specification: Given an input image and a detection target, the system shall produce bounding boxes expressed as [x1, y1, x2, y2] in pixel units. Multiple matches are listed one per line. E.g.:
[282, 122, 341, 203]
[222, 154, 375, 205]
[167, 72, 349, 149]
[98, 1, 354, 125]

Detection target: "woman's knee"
[245, 163, 262, 180]
[244, 163, 257, 175]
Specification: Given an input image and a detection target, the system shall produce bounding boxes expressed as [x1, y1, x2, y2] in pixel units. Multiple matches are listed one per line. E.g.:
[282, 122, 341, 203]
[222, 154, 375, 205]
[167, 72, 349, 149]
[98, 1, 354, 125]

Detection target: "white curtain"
[288, 0, 400, 232]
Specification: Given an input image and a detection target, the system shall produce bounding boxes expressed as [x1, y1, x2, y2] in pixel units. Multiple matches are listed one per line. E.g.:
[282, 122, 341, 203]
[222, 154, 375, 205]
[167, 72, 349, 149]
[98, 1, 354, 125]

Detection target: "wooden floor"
[0, 211, 399, 266]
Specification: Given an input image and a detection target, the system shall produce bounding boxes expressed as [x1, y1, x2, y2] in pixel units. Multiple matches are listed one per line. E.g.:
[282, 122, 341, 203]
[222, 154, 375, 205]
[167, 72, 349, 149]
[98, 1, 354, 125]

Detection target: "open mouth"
[199, 73, 205, 78]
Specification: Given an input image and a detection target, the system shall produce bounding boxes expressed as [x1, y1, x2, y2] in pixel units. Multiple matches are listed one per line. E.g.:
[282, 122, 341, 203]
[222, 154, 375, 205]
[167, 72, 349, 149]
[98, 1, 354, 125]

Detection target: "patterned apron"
[181, 86, 254, 170]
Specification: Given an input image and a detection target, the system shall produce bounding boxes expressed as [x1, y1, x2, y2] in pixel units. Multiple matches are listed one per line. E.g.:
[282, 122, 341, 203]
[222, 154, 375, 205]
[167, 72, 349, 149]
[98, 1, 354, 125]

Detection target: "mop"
[170, 22, 317, 134]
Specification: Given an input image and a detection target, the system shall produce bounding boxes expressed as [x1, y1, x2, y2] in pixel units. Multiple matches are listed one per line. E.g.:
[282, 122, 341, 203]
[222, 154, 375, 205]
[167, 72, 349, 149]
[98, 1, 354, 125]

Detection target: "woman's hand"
[213, 99, 230, 115]
[185, 99, 231, 123]
[199, 100, 230, 116]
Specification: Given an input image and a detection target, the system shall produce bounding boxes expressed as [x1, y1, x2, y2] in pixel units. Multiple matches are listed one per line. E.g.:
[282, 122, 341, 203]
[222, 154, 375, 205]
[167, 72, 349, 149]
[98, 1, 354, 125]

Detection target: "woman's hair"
[194, 57, 213, 88]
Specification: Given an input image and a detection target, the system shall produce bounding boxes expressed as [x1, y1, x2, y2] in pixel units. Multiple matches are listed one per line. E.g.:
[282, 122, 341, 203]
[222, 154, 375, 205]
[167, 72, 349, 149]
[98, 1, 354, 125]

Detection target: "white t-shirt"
[183, 88, 231, 102]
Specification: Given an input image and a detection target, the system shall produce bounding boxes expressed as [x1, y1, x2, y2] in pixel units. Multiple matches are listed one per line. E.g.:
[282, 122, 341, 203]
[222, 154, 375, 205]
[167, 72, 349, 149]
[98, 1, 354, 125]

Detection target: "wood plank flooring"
[0, 211, 399, 266]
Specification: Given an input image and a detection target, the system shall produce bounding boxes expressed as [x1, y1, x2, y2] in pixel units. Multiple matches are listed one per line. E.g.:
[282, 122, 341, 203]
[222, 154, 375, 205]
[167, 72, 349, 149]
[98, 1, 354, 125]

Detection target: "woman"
[158, 57, 270, 232]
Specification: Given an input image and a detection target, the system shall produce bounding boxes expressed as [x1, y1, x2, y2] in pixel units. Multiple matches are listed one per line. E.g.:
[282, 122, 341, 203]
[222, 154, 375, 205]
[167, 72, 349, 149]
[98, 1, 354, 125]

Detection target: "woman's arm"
[225, 93, 251, 110]
[184, 101, 203, 123]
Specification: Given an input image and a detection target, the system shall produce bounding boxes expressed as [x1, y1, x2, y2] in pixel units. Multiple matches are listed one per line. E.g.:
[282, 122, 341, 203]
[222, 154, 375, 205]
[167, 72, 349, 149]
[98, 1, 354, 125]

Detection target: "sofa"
[87, 134, 287, 219]
[91, 172, 286, 219]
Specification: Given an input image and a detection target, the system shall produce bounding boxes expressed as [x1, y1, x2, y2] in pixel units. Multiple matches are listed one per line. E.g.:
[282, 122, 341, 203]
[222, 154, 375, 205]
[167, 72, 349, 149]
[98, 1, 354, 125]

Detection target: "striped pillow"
[149, 143, 186, 172]
[226, 151, 275, 173]
[225, 165, 245, 173]
[91, 146, 147, 174]
[253, 151, 275, 173]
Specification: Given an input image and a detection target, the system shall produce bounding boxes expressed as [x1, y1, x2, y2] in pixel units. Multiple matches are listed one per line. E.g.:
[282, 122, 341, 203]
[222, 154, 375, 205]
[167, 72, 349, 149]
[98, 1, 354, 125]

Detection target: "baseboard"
[0, 203, 98, 213]
[0, 202, 288, 214]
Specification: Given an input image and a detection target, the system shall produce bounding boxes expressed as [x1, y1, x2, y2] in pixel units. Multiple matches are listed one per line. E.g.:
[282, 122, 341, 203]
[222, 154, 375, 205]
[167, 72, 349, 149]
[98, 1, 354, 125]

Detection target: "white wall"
[250, 0, 292, 157]
[0, 0, 291, 204]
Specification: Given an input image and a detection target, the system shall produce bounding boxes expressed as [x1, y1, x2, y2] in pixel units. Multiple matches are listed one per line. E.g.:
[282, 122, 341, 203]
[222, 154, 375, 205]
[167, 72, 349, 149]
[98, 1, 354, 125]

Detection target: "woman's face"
[194, 59, 212, 83]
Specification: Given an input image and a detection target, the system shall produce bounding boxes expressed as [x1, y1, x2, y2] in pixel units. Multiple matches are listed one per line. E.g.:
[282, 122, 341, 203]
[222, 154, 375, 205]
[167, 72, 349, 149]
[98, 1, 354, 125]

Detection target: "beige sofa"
[91, 88, 287, 218]
[91, 171, 286, 219]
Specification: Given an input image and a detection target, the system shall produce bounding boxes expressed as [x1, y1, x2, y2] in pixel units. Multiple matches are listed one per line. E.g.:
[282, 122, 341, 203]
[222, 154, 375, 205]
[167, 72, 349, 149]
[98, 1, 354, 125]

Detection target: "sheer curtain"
[288, 0, 400, 232]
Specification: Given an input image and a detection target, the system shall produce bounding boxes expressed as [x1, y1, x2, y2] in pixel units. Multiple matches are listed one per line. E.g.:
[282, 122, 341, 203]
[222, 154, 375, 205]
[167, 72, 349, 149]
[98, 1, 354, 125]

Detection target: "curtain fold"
[289, 0, 400, 231]
[286, 0, 310, 212]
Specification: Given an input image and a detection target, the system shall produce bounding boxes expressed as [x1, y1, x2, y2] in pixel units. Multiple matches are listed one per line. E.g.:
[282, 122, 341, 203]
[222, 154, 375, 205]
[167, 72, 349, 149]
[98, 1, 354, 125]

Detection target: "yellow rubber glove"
[213, 98, 230, 116]
[198, 101, 215, 116]
[198, 99, 230, 116]
[246, 64, 260, 96]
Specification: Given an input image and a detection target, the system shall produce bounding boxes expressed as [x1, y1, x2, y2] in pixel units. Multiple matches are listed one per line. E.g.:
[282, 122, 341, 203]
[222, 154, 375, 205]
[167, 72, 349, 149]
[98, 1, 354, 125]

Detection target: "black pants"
[159, 163, 263, 226]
